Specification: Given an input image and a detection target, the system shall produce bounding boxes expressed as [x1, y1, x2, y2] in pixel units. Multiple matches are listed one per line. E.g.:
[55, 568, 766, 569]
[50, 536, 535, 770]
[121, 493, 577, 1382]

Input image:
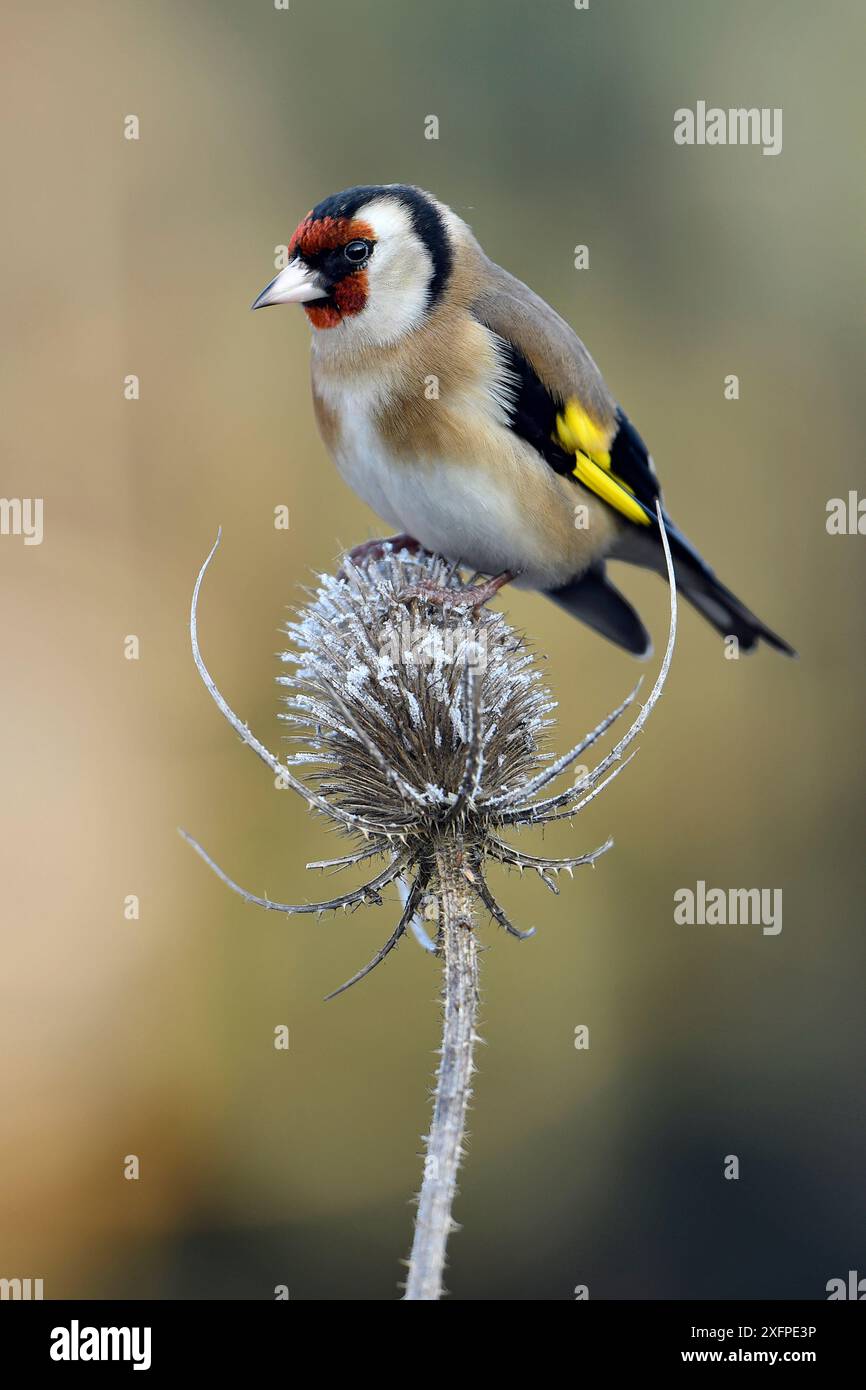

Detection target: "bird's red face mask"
[251, 213, 376, 328]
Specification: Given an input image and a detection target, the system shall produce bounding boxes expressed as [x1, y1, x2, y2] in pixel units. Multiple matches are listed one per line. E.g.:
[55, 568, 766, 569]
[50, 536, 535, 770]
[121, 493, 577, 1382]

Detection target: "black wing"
[496, 337, 661, 513]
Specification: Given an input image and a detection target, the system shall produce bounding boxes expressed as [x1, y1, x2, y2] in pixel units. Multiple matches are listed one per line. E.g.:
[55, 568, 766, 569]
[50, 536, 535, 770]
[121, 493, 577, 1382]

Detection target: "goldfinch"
[252, 183, 793, 657]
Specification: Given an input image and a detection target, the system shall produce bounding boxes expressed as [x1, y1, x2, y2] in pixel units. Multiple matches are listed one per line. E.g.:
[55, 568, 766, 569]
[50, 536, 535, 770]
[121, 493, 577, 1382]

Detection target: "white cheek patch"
[344, 197, 434, 345]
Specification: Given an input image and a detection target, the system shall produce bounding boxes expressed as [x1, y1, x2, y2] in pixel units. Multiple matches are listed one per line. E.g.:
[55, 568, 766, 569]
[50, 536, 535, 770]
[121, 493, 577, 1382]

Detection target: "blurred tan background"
[1, 0, 864, 1299]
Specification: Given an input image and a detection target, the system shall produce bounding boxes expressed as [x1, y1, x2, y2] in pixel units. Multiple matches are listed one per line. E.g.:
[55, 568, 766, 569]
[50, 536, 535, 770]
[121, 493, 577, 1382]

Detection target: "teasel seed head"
[181, 516, 676, 999]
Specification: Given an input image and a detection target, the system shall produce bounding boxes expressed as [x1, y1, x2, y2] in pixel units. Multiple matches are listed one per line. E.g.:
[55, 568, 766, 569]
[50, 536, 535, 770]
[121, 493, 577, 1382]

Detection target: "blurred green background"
[1, 0, 864, 1300]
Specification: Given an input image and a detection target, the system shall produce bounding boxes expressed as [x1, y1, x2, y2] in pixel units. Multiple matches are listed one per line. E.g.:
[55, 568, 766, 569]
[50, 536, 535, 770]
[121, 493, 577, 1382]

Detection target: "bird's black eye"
[344, 239, 371, 265]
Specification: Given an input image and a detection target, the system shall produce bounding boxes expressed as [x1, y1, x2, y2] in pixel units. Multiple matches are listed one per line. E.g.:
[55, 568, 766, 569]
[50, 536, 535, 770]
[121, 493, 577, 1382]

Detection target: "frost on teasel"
[182, 525, 676, 1001]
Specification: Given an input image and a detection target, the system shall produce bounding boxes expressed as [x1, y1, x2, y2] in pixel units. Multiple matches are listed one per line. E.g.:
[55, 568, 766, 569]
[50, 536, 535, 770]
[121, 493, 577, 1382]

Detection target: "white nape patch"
[312, 196, 434, 353]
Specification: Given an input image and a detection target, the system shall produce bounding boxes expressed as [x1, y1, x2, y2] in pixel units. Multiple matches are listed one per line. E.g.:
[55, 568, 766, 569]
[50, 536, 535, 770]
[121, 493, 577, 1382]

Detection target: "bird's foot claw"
[339, 534, 424, 580]
[399, 571, 514, 611]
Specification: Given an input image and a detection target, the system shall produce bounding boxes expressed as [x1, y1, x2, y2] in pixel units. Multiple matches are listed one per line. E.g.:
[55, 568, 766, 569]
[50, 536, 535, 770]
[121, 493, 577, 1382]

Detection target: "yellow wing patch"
[556, 401, 651, 527]
[556, 400, 612, 466]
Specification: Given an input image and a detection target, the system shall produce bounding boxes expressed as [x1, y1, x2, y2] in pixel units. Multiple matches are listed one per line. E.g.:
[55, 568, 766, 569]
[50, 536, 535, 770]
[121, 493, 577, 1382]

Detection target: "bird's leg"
[339, 534, 426, 577]
[400, 570, 515, 611]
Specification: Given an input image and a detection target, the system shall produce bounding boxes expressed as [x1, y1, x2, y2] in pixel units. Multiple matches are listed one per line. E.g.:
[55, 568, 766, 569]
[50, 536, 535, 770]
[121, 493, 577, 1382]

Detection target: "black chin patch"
[309, 184, 454, 309]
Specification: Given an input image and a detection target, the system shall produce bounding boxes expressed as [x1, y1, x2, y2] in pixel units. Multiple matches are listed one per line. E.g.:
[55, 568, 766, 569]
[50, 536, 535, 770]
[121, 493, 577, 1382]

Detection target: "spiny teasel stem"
[404, 837, 479, 1302]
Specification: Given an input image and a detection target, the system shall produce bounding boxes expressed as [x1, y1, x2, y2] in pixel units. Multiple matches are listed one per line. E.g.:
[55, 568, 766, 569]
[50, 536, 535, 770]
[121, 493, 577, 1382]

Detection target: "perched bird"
[252, 183, 793, 657]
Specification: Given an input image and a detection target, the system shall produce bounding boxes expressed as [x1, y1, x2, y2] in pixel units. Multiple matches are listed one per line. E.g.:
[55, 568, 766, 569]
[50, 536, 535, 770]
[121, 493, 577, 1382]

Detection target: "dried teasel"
[181, 510, 676, 1299]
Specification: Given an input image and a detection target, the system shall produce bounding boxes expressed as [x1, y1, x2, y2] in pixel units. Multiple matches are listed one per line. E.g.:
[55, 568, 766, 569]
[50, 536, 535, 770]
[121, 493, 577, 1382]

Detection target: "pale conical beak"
[251, 259, 326, 310]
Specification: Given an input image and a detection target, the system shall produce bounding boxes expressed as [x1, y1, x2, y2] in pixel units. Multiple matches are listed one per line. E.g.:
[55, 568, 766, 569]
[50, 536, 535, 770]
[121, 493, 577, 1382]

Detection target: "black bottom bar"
[1, 1299, 862, 1374]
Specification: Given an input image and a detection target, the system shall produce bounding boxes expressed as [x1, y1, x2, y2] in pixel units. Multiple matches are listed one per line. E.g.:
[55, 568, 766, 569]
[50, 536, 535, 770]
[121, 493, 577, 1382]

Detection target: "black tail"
[550, 513, 796, 658]
[661, 514, 795, 655]
[675, 565, 795, 654]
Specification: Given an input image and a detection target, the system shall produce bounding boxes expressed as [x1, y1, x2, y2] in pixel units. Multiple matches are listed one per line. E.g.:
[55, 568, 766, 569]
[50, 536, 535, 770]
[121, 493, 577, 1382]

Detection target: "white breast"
[311, 357, 606, 591]
[314, 373, 403, 527]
